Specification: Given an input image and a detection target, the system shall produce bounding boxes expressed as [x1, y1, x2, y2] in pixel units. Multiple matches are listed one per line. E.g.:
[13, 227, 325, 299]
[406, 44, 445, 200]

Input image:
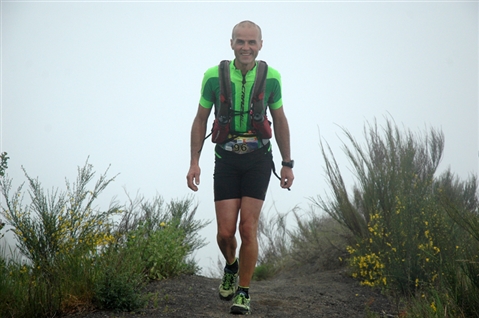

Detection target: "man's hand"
[186, 165, 201, 191]
[280, 166, 294, 189]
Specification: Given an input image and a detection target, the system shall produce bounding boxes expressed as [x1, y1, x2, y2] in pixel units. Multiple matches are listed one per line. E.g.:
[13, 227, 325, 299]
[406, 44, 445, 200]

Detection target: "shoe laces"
[234, 291, 248, 305]
[221, 270, 237, 289]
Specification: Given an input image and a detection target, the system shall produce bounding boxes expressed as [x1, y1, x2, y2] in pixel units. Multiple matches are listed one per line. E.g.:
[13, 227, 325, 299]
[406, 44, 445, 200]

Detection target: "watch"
[281, 160, 294, 168]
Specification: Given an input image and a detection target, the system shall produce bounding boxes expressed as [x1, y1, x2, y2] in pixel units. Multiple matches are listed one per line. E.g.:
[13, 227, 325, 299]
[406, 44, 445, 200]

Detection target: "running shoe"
[230, 290, 251, 315]
[218, 268, 238, 301]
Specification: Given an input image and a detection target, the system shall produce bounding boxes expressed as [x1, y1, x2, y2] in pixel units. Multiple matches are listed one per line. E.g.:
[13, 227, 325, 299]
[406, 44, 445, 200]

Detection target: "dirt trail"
[70, 264, 397, 317]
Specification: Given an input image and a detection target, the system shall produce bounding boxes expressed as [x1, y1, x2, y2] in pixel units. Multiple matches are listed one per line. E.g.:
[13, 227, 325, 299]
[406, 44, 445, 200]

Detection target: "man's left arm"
[270, 106, 294, 189]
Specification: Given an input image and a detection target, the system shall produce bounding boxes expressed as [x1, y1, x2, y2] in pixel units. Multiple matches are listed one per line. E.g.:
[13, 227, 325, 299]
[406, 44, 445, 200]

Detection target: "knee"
[239, 222, 258, 243]
[217, 226, 236, 241]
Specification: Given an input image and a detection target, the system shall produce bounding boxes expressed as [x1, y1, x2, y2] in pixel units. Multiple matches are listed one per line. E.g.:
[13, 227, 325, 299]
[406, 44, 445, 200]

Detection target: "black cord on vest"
[271, 160, 290, 191]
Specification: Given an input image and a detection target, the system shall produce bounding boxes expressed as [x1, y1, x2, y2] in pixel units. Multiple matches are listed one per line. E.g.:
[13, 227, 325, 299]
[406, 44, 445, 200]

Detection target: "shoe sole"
[230, 305, 251, 315]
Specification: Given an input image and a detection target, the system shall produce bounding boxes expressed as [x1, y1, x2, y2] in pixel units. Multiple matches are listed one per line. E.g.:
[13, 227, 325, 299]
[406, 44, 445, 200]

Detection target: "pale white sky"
[1, 1, 478, 275]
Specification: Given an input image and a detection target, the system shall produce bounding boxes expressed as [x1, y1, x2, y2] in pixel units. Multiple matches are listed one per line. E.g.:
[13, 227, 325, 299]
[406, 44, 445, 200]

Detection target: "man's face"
[230, 24, 263, 70]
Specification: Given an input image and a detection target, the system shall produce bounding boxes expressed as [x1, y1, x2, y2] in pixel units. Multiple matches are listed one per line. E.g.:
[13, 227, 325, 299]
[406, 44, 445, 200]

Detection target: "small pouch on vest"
[252, 114, 273, 139]
[211, 117, 230, 144]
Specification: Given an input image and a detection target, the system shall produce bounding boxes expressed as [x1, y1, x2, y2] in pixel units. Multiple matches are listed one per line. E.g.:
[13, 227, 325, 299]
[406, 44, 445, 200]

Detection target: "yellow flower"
[160, 222, 166, 227]
[430, 302, 437, 312]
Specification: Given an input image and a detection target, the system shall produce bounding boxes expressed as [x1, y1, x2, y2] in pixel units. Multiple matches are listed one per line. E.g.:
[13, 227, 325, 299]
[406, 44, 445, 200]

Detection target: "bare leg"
[237, 196, 264, 287]
[216, 196, 264, 287]
[215, 198, 241, 265]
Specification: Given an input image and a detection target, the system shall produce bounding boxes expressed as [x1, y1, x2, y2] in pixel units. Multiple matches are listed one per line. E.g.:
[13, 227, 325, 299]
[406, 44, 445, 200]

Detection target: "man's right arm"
[186, 104, 212, 191]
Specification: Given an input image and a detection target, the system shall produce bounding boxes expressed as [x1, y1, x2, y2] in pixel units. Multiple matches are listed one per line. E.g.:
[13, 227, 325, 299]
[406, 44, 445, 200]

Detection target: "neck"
[234, 60, 255, 75]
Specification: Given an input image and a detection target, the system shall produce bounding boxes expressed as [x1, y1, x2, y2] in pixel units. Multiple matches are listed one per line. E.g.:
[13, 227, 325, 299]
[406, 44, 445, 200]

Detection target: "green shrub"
[289, 211, 351, 270]
[314, 117, 479, 316]
[255, 210, 291, 277]
[0, 160, 119, 317]
[0, 160, 210, 317]
[253, 263, 275, 281]
[116, 194, 210, 280]
[0, 152, 8, 177]
[92, 243, 146, 311]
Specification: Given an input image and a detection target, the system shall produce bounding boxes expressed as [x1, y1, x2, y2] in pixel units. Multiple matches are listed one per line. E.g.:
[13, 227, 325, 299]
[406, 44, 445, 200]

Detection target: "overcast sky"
[1, 1, 477, 275]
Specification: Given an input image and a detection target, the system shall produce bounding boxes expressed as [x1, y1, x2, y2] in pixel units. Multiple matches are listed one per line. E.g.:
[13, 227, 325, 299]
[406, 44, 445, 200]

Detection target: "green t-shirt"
[199, 60, 283, 134]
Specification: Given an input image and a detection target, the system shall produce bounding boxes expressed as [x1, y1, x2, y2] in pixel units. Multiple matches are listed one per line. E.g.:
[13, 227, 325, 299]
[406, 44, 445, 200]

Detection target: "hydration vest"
[199, 60, 290, 191]
[210, 60, 272, 144]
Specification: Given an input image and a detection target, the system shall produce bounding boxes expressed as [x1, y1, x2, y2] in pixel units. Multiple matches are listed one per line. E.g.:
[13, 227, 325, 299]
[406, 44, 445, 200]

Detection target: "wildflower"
[160, 222, 166, 227]
[430, 302, 437, 312]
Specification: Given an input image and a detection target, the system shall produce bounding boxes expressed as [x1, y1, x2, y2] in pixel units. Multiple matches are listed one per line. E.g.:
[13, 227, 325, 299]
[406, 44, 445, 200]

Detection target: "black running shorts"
[213, 144, 273, 201]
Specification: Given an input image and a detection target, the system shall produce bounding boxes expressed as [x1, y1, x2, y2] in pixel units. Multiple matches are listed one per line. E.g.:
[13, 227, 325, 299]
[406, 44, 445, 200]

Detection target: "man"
[186, 20, 294, 315]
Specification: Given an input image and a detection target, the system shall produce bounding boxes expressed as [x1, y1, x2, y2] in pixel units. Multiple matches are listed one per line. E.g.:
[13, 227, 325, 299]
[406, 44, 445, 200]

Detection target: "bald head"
[232, 20, 262, 41]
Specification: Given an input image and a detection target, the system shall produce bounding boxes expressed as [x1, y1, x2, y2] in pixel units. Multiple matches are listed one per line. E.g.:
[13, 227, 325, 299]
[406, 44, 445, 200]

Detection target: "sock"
[237, 286, 249, 298]
[225, 258, 239, 273]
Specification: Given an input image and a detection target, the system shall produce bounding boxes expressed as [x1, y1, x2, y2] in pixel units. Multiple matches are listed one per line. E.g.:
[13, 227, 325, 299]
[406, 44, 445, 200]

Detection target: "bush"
[289, 211, 351, 271]
[255, 210, 291, 277]
[313, 117, 479, 316]
[0, 160, 210, 317]
[252, 263, 275, 281]
[92, 244, 146, 311]
[254, 206, 351, 279]
[0, 152, 8, 177]
[116, 194, 210, 280]
[0, 160, 119, 317]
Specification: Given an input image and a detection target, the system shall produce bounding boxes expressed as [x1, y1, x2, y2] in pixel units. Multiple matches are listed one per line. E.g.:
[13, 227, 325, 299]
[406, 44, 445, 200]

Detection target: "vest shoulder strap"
[251, 60, 268, 120]
[217, 60, 231, 122]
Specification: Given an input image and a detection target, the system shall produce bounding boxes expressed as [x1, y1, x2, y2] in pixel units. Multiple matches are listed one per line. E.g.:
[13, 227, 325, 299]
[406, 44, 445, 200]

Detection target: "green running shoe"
[230, 291, 251, 315]
[218, 268, 238, 301]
